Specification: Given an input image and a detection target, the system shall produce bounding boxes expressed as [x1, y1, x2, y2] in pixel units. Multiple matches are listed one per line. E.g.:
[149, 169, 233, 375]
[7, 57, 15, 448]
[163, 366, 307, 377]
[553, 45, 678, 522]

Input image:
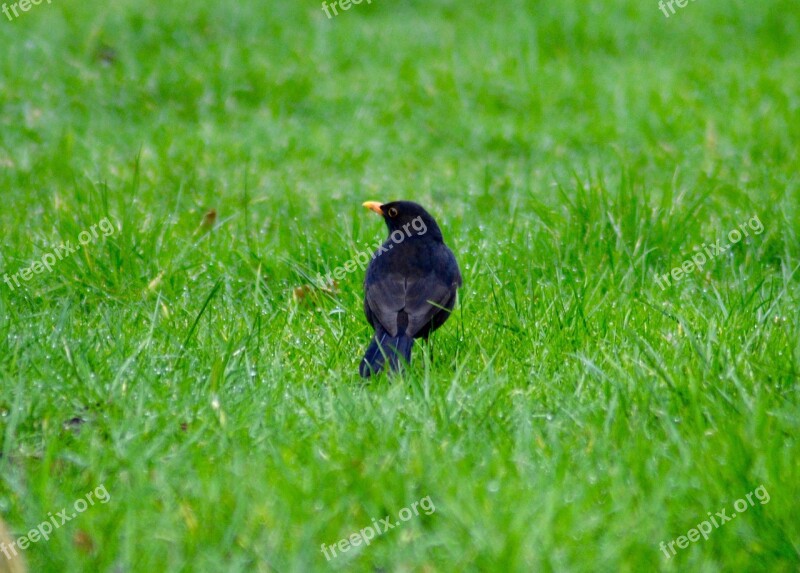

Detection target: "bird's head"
[362, 200, 443, 241]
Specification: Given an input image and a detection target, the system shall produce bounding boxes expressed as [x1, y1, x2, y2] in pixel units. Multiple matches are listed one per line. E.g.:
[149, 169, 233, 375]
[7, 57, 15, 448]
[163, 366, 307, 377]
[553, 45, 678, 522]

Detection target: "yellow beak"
[362, 201, 384, 215]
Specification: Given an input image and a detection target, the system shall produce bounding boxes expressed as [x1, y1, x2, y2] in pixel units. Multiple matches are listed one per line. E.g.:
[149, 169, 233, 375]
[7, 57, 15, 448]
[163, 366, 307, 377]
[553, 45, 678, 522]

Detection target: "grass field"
[1, 0, 799, 571]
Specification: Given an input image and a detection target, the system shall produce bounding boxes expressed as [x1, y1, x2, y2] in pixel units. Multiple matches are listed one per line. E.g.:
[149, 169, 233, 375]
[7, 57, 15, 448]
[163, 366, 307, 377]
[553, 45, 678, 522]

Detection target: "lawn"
[1, 0, 799, 571]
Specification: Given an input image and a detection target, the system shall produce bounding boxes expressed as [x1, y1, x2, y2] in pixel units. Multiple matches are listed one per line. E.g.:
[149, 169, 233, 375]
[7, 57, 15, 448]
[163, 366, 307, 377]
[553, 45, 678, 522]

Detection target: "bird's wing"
[365, 276, 406, 336]
[366, 272, 456, 338]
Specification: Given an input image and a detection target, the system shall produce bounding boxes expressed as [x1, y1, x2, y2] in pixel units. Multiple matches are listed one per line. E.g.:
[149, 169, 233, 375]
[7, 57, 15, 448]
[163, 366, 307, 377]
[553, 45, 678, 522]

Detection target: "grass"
[0, 0, 799, 571]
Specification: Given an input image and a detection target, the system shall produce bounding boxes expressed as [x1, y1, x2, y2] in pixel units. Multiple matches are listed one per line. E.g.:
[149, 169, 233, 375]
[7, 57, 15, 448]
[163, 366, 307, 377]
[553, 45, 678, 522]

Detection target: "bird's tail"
[359, 331, 414, 378]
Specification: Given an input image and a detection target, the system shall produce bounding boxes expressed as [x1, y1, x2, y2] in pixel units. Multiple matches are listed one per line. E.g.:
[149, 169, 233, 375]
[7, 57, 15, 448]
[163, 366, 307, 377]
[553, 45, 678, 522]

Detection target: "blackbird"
[359, 200, 462, 378]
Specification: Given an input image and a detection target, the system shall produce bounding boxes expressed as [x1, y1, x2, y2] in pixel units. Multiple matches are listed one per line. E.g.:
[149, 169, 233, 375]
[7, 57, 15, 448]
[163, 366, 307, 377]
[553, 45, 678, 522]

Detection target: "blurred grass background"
[0, 0, 798, 571]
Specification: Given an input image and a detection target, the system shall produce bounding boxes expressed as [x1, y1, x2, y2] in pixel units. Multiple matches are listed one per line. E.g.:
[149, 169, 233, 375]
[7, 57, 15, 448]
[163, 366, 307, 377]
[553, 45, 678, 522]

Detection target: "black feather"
[359, 329, 414, 378]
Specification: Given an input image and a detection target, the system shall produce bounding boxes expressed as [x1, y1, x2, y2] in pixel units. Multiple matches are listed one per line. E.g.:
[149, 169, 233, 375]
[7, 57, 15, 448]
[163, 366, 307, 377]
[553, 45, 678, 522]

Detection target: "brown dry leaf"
[200, 209, 217, 232]
[147, 271, 164, 292]
[180, 503, 199, 533]
[292, 285, 312, 302]
[292, 280, 339, 306]
[0, 518, 27, 573]
[73, 529, 95, 554]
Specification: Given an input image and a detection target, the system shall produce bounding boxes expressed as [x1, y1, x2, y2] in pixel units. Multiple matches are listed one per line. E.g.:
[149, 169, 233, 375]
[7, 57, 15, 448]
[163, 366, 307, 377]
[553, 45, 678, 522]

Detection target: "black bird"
[359, 200, 462, 378]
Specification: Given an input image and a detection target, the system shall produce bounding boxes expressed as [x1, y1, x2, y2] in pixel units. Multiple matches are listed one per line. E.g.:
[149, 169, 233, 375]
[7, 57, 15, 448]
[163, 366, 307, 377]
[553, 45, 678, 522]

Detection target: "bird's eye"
[387, 207, 398, 217]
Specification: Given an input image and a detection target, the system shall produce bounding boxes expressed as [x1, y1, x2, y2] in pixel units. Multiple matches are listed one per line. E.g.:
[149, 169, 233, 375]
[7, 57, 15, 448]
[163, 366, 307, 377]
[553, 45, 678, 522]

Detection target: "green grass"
[1, 0, 799, 571]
